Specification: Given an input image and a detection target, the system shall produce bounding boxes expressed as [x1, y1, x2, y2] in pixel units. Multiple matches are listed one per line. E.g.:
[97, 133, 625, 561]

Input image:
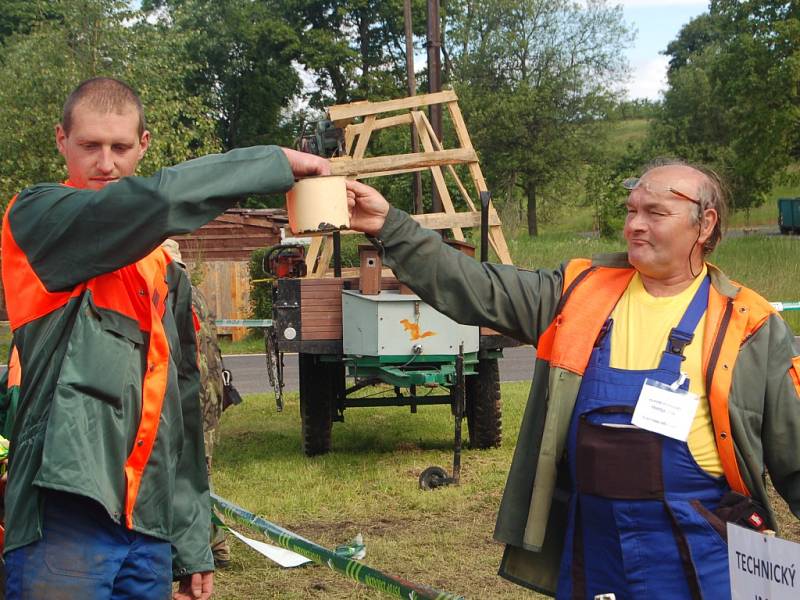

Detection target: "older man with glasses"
[344, 160, 800, 599]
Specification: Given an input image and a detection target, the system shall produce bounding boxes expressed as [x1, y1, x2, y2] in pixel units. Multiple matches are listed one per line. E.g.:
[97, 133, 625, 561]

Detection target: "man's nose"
[97, 147, 114, 173]
[625, 210, 647, 232]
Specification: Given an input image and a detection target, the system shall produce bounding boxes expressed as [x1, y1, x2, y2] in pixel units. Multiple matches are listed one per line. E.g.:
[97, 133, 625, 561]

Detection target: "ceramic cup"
[286, 175, 350, 235]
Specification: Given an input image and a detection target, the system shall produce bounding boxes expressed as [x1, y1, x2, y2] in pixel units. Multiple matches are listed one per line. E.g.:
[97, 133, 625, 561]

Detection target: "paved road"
[224, 345, 537, 395]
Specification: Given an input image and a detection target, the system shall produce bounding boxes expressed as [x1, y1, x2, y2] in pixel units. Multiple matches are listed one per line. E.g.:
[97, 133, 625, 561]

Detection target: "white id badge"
[631, 376, 699, 442]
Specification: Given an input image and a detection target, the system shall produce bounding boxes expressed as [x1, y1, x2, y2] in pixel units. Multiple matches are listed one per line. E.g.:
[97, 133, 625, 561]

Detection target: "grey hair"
[641, 158, 728, 255]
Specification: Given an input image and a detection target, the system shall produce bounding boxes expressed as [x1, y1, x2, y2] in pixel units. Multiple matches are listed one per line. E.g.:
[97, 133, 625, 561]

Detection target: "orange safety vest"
[2, 189, 172, 529]
[537, 258, 776, 497]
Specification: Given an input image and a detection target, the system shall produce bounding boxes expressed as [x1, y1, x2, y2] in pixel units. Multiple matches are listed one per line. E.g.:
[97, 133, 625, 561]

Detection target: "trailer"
[265, 91, 520, 459]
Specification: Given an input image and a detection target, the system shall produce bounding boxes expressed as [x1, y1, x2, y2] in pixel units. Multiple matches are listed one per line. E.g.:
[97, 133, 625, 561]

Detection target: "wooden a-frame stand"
[303, 90, 513, 278]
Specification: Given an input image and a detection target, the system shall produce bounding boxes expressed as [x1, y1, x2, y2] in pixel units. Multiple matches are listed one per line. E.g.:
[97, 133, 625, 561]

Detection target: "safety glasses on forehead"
[622, 177, 701, 206]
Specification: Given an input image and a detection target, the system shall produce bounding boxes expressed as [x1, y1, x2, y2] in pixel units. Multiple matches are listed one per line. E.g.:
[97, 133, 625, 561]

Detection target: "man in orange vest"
[344, 164, 800, 599]
[0, 77, 328, 600]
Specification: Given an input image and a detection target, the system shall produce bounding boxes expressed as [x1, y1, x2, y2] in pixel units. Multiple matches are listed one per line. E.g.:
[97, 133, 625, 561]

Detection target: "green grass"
[212, 381, 800, 599]
[219, 334, 266, 356]
[212, 384, 539, 600]
[602, 117, 651, 150]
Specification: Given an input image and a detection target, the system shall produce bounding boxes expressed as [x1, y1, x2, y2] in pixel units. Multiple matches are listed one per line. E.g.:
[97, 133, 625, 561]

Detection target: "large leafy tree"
[0, 0, 220, 204]
[0, 0, 61, 45]
[446, 0, 633, 235]
[143, 0, 306, 149]
[652, 0, 800, 211]
[283, 0, 427, 107]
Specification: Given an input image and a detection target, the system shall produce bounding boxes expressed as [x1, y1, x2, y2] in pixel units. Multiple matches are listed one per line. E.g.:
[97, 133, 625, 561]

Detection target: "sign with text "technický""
[728, 523, 799, 600]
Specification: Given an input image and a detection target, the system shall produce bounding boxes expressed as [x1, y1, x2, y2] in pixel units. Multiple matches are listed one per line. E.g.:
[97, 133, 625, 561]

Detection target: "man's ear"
[698, 208, 718, 245]
[55, 123, 68, 157]
[138, 129, 151, 160]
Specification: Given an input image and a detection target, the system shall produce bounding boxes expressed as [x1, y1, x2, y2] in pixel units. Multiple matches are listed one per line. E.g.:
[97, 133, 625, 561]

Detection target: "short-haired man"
[344, 162, 800, 599]
[0, 77, 328, 600]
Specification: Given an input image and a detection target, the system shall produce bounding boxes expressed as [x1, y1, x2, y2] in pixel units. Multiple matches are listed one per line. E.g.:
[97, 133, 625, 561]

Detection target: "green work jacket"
[375, 207, 800, 595]
[0, 146, 293, 577]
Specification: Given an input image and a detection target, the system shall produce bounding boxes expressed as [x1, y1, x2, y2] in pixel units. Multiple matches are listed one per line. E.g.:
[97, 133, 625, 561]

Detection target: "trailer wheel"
[465, 357, 502, 449]
[298, 353, 341, 456]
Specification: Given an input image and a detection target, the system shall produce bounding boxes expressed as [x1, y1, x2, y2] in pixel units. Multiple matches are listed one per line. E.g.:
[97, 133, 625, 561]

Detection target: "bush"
[249, 248, 273, 320]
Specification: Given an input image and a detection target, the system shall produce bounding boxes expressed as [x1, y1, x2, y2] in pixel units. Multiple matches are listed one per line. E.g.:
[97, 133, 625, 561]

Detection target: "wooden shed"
[173, 208, 286, 339]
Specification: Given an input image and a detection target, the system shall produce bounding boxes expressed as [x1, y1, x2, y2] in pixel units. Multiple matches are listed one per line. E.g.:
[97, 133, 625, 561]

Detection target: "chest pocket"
[57, 293, 144, 410]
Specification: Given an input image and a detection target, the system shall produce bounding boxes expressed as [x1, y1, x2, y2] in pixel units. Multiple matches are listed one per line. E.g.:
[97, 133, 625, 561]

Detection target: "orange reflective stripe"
[537, 259, 593, 359]
[705, 285, 775, 496]
[123, 248, 170, 529]
[2, 195, 84, 330]
[790, 356, 800, 398]
[544, 266, 635, 375]
[7, 346, 20, 388]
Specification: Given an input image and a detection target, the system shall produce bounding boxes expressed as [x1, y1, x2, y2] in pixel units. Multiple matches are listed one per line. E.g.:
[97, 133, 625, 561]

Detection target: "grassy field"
[211, 383, 800, 599]
[212, 384, 534, 600]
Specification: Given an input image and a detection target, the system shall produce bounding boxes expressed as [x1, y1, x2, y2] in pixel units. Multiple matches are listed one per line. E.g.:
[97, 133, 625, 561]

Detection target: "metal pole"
[452, 344, 464, 484]
[480, 191, 490, 263]
[333, 232, 342, 277]
[426, 0, 443, 213]
[212, 494, 464, 600]
[404, 0, 424, 215]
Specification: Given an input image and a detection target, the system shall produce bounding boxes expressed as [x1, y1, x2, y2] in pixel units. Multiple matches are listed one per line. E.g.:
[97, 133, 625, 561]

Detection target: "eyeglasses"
[622, 177, 700, 206]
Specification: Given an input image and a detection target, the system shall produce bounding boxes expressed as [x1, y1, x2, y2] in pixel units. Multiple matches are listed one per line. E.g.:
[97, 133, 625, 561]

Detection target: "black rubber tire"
[465, 357, 502, 449]
[298, 353, 342, 456]
[419, 466, 450, 490]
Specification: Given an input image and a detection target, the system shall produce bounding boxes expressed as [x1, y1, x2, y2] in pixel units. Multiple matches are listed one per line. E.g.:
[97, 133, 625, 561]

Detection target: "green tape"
[211, 494, 464, 600]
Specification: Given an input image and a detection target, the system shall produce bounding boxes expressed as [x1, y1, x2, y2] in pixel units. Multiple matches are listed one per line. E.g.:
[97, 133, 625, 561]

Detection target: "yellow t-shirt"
[608, 266, 723, 477]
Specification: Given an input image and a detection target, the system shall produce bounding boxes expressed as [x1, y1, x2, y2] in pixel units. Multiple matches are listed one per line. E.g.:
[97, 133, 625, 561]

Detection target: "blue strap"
[658, 276, 710, 373]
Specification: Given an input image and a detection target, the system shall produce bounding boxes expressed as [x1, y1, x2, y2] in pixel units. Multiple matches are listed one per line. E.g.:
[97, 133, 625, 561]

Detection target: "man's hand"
[174, 571, 214, 600]
[280, 148, 331, 178]
[346, 180, 390, 237]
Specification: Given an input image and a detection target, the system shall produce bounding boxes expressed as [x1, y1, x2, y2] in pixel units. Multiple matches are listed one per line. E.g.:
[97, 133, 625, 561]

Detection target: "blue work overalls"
[556, 277, 731, 600]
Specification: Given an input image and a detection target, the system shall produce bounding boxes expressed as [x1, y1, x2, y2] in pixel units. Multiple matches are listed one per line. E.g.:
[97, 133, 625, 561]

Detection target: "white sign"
[227, 527, 312, 568]
[728, 523, 800, 600]
[632, 378, 699, 441]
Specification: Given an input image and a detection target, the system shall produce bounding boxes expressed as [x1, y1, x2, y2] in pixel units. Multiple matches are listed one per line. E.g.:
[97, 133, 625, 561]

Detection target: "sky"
[620, 0, 710, 100]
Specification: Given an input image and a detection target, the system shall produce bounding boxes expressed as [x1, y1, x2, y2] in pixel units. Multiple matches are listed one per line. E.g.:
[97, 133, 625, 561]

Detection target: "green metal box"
[342, 289, 479, 357]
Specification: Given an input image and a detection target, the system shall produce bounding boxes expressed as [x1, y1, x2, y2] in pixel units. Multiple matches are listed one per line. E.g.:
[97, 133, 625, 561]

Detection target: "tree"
[0, 0, 220, 204]
[283, 0, 428, 108]
[445, 0, 633, 235]
[143, 0, 307, 150]
[0, 1, 61, 46]
[652, 1, 800, 212]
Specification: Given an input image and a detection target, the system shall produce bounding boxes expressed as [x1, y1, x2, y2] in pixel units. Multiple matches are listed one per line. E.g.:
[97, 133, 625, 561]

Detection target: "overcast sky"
[620, 0, 710, 100]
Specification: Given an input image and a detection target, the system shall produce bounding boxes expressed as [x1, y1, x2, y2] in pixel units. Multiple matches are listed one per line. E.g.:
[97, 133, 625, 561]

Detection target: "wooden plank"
[300, 290, 343, 300]
[348, 113, 413, 137]
[357, 166, 429, 179]
[489, 224, 513, 265]
[410, 211, 501, 230]
[328, 90, 458, 123]
[300, 279, 343, 287]
[340, 267, 396, 279]
[307, 236, 334, 279]
[416, 111, 477, 212]
[447, 100, 513, 265]
[351, 114, 375, 160]
[302, 306, 342, 314]
[304, 236, 323, 273]
[301, 330, 342, 341]
[302, 318, 342, 328]
[329, 148, 477, 177]
[411, 111, 464, 241]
